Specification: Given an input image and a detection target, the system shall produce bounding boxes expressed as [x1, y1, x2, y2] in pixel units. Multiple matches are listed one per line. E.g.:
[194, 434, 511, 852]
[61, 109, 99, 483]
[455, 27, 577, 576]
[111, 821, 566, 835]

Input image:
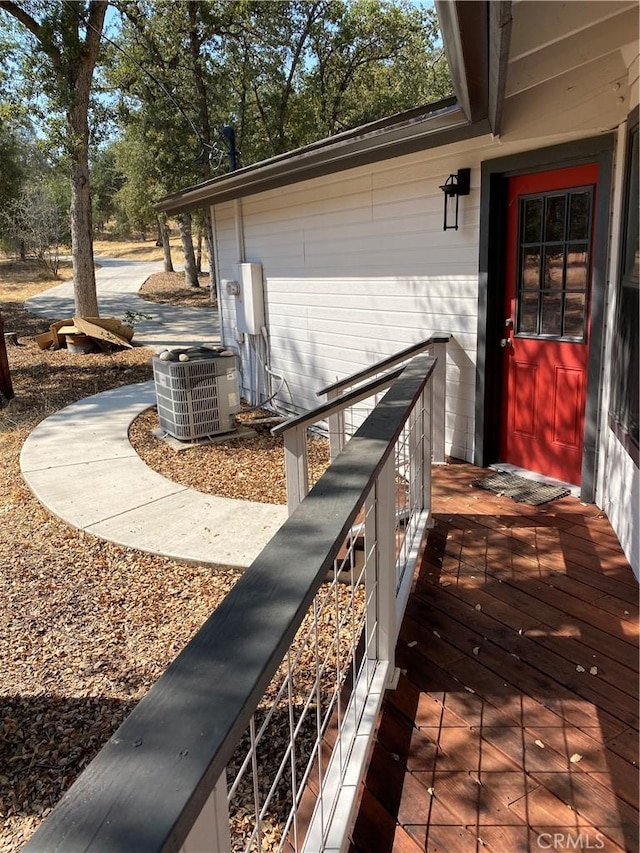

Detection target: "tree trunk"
[178, 213, 199, 287]
[186, 2, 211, 291]
[69, 102, 99, 317]
[0, 2, 107, 316]
[157, 215, 174, 272]
[204, 208, 217, 305]
[0, 313, 14, 402]
[66, 2, 107, 319]
[195, 224, 203, 273]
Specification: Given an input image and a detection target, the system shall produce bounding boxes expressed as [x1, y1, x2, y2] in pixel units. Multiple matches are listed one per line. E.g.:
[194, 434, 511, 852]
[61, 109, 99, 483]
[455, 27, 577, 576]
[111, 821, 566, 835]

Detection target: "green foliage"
[0, 120, 25, 213]
[103, 0, 452, 230]
[1, 180, 69, 274]
[0, 2, 112, 153]
[0, 0, 451, 239]
[91, 145, 126, 231]
[303, 0, 452, 134]
[121, 308, 152, 325]
[0, 116, 70, 251]
[110, 125, 162, 236]
[220, 0, 452, 160]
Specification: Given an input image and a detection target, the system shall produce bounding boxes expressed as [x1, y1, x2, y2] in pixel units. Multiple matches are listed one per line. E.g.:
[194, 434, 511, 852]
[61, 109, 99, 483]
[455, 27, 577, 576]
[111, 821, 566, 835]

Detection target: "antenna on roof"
[221, 125, 239, 172]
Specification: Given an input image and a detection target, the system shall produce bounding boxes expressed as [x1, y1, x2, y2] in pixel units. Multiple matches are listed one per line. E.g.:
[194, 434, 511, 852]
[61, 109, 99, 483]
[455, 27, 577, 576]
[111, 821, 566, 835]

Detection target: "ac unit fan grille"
[152, 355, 240, 441]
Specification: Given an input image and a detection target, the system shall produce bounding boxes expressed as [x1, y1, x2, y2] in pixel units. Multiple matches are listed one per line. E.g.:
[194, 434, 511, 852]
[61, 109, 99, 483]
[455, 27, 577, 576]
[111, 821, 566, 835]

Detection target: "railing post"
[407, 402, 420, 515]
[422, 380, 433, 528]
[180, 771, 231, 853]
[431, 342, 447, 465]
[375, 454, 397, 673]
[364, 488, 378, 667]
[283, 425, 309, 514]
[326, 389, 346, 461]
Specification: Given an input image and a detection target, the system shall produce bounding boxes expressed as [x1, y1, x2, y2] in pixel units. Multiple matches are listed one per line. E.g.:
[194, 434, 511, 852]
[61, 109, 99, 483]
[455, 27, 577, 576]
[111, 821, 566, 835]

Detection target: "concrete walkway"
[20, 260, 288, 569]
[24, 257, 222, 351]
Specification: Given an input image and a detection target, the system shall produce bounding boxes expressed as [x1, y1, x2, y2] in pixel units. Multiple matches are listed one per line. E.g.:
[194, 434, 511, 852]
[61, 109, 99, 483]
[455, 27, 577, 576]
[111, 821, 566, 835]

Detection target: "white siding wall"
[215, 148, 483, 462]
[600, 434, 639, 578]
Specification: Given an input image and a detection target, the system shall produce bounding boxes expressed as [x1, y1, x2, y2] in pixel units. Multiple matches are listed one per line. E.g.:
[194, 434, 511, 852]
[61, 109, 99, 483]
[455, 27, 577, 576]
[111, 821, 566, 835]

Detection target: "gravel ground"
[0, 264, 335, 850]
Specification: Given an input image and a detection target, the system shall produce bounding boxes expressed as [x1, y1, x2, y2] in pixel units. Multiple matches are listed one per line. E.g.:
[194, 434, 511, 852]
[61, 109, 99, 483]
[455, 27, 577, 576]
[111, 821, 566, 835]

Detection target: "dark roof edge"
[435, 0, 489, 123]
[156, 100, 493, 214]
[487, 2, 512, 136]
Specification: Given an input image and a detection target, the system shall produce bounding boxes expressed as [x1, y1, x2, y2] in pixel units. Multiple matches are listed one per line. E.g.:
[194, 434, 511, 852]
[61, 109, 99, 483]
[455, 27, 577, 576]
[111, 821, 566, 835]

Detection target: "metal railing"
[24, 354, 439, 853]
[321, 335, 449, 467]
[273, 335, 448, 513]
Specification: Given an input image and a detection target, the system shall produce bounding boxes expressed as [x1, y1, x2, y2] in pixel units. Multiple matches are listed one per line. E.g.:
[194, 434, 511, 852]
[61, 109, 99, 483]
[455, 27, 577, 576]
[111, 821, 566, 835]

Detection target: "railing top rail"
[270, 363, 404, 437]
[24, 354, 437, 853]
[318, 334, 450, 397]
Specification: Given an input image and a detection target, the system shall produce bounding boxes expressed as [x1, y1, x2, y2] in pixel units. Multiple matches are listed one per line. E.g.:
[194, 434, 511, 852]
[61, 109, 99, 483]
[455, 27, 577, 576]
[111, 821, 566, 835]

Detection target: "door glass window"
[568, 192, 591, 239]
[523, 198, 543, 242]
[545, 195, 566, 241]
[516, 187, 593, 341]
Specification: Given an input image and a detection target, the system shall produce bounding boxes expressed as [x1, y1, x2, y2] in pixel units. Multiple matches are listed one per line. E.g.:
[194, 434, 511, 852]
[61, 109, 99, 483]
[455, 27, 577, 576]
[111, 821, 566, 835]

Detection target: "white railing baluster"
[408, 403, 420, 515]
[423, 381, 434, 527]
[181, 771, 231, 853]
[364, 489, 378, 667]
[431, 340, 447, 465]
[283, 424, 309, 514]
[326, 389, 346, 461]
[376, 454, 397, 672]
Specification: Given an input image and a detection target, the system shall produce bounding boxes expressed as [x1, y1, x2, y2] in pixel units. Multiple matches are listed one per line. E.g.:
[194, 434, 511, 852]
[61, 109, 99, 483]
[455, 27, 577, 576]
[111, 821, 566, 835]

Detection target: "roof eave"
[156, 100, 491, 215]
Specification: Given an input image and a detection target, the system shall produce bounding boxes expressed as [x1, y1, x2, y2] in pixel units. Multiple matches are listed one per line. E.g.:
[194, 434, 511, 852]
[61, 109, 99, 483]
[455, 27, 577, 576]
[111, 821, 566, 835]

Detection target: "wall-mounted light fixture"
[439, 168, 471, 231]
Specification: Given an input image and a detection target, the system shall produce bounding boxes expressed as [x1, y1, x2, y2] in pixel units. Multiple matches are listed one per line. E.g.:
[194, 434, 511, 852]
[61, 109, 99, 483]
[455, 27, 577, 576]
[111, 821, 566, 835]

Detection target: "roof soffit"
[506, 1, 639, 99]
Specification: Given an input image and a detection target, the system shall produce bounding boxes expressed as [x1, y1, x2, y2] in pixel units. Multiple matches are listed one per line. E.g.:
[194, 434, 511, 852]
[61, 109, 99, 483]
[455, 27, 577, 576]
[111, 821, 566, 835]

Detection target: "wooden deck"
[349, 461, 639, 853]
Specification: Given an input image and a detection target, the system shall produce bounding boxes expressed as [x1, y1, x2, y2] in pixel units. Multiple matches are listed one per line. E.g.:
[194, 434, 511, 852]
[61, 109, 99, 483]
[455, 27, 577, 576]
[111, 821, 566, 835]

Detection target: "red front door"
[500, 164, 598, 485]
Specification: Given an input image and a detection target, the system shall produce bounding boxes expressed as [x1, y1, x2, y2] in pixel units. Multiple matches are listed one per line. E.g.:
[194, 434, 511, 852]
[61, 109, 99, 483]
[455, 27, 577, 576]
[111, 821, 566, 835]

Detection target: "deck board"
[349, 462, 639, 853]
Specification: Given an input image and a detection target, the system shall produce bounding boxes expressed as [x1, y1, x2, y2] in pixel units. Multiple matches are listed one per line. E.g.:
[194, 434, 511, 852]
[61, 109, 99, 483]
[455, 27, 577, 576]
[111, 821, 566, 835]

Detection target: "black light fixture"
[439, 168, 471, 231]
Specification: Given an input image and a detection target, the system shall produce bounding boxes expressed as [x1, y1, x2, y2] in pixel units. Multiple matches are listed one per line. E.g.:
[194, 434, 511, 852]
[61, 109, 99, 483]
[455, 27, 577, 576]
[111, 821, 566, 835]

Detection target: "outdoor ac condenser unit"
[152, 348, 240, 441]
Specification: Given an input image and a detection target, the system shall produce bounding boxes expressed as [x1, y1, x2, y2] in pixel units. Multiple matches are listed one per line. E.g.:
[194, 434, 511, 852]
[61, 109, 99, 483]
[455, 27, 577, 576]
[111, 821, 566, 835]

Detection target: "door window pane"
[569, 192, 591, 240]
[545, 195, 566, 242]
[541, 292, 562, 336]
[563, 293, 586, 337]
[565, 244, 588, 290]
[519, 292, 538, 333]
[523, 198, 543, 243]
[543, 248, 564, 289]
[522, 249, 541, 288]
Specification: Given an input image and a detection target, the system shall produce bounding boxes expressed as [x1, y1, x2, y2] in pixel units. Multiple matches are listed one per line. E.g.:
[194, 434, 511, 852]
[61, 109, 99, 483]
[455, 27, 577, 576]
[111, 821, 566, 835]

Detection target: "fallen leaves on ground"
[129, 407, 330, 505]
[137, 271, 215, 308]
[0, 278, 237, 850]
[0, 266, 336, 851]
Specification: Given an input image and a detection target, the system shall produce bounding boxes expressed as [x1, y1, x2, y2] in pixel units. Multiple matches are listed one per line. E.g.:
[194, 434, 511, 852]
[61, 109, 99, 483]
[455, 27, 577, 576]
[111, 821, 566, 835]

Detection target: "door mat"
[473, 471, 571, 506]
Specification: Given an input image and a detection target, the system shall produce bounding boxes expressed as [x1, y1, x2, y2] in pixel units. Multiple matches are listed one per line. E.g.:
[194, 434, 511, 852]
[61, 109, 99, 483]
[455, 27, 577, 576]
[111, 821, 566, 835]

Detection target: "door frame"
[475, 135, 615, 502]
